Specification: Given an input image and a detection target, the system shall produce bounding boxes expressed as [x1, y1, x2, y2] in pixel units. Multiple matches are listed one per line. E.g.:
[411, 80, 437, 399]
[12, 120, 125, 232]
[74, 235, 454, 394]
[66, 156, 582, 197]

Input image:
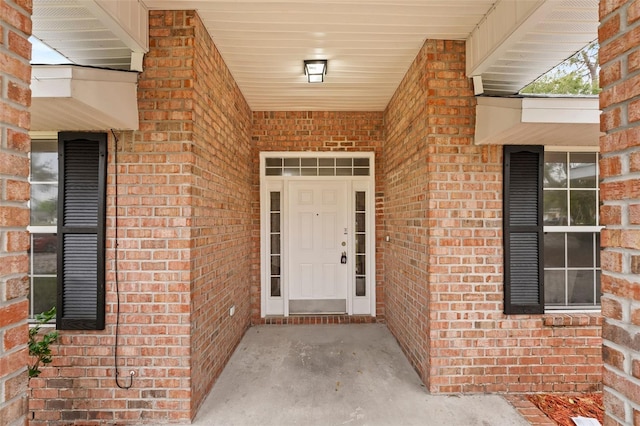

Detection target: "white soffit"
[33, 0, 148, 71]
[31, 65, 139, 131]
[142, 0, 497, 111]
[475, 96, 601, 146]
[467, 0, 598, 96]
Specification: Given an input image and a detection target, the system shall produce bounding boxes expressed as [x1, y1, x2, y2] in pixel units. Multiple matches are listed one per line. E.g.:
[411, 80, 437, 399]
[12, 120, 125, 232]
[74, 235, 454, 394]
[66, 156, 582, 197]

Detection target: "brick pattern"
[0, 1, 31, 425]
[190, 12, 253, 414]
[384, 39, 602, 393]
[599, 1, 640, 425]
[28, 10, 253, 424]
[251, 111, 385, 322]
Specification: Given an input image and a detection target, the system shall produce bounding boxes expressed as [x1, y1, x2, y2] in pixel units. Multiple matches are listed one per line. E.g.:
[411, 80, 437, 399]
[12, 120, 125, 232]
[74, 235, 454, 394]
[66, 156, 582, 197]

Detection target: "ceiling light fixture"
[304, 59, 327, 83]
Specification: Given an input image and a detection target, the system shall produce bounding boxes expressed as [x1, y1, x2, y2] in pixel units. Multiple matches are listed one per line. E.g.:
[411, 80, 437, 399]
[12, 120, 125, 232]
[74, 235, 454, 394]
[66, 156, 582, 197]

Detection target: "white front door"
[288, 180, 348, 314]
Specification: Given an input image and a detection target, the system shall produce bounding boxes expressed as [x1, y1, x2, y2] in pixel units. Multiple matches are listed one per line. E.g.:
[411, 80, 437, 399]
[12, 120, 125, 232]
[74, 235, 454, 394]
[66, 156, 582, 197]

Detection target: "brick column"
[599, 1, 640, 424]
[0, 0, 32, 425]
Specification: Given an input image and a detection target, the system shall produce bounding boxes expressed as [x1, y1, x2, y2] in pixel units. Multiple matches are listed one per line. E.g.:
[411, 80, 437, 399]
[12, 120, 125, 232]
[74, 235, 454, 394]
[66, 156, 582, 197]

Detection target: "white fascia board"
[475, 96, 601, 146]
[521, 97, 601, 124]
[31, 65, 139, 131]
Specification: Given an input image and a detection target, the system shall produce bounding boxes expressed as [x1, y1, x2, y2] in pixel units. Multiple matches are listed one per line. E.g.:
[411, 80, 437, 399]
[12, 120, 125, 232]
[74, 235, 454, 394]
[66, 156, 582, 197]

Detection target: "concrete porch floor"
[192, 323, 531, 425]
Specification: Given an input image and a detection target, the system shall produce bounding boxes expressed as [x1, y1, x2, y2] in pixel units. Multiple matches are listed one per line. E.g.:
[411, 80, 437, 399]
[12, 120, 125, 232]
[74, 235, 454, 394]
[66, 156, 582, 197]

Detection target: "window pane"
[32, 234, 57, 274]
[569, 153, 597, 189]
[544, 152, 567, 188]
[32, 276, 56, 316]
[270, 213, 280, 233]
[270, 192, 280, 212]
[596, 233, 601, 267]
[31, 151, 59, 182]
[31, 184, 58, 226]
[356, 213, 365, 232]
[570, 190, 596, 226]
[266, 158, 282, 167]
[544, 270, 566, 305]
[301, 168, 318, 176]
[544, 233, 565, 268]
[356, 255, 365, 275]
[284, 158, 300, 167]
[355, 192, 366, 211]
[356, 234, 366, 254]
[568, 270, 595, 305]
[270, 277, 281, 297]
[270, 234, 280, 254]
[270, 255, 280, 276]
[596, 271, 601, 304]
[567, 233, 594, 267]
[356, 277, 366, 297]
[543, 190, 567, 225]
[336, 158, 352, 167]
[354, 158, 370, 167]
[301, 158, 317, 167]
[319, 158, 334, 167]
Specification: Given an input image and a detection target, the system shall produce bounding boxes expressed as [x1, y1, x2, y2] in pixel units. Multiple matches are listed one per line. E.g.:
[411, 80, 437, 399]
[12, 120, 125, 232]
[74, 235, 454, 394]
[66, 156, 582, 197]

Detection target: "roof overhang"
[475, 96, 601, 146]
[31, 65, 139, 131]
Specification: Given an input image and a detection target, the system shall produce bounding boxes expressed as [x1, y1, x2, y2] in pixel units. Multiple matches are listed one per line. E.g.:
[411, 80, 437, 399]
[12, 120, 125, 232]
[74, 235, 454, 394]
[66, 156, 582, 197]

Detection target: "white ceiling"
[32, 0, 599, 112]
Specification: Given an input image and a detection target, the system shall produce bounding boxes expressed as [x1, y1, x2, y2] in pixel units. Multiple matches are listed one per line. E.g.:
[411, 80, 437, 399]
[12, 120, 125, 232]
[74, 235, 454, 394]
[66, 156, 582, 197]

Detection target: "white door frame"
[259, 151, 376, 318]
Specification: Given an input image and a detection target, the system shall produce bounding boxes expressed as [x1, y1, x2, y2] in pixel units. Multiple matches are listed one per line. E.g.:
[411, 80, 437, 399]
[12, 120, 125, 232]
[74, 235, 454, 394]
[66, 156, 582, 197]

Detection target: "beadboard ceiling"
[31, 0, 599, 111]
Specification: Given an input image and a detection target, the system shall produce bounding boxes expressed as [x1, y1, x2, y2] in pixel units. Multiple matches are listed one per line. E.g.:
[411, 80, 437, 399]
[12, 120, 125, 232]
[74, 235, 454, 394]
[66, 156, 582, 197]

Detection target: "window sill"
[542, 311, 602, 327]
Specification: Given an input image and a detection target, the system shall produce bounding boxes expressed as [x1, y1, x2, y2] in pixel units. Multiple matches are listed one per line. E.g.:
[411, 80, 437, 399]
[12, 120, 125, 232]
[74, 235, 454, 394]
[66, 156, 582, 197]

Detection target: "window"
[503, 146, 600, 314]
[29, 140, 58, 318]
[28, 132, 107, 330]
[543, 151, 600, 309]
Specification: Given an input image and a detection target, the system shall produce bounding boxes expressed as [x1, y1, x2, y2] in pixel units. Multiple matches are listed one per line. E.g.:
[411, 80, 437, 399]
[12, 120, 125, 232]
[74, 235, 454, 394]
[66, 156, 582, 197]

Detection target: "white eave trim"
[31, 65, 139, 131]
[474, 96, 601, 146]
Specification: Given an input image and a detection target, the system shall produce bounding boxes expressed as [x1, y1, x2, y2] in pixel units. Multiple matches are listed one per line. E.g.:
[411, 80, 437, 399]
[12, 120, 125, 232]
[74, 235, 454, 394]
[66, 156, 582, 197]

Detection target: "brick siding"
[599, 1, 640, 425]
[0, 0, 31, 425]
[384, 39, 602, 393]
[28, 10, 253, 424]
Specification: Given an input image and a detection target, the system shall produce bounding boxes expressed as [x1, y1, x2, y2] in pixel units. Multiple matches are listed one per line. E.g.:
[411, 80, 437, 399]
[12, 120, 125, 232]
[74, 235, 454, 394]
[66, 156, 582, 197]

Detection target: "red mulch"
[527, 394, 604, 426]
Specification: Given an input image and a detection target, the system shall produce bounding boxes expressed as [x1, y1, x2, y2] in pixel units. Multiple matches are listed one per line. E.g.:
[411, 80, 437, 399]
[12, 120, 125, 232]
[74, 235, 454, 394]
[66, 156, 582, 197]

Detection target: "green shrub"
[28, 307, 58, 378]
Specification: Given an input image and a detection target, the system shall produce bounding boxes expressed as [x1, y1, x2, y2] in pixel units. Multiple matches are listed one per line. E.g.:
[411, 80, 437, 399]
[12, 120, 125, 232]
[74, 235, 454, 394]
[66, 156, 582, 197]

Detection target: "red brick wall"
[0, 1, 31, 424]
[383, 39, 602, 393]
[599, 1, 640, 424]
[29, 10, 253, 424]
[251, 111, 385, 322]
[190, 12, 253, 414]
[382, 38, 430, 383]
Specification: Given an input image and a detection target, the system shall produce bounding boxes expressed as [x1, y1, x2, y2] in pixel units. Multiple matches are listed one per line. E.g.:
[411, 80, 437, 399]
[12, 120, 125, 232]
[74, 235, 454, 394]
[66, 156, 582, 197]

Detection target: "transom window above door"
[265, 157, 370, 176]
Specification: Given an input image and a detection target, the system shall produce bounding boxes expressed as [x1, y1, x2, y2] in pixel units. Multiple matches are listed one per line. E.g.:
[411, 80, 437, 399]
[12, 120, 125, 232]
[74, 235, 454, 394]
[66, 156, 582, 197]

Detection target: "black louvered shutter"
[57, 133, 107, 330]
[503, 145, 544, 314]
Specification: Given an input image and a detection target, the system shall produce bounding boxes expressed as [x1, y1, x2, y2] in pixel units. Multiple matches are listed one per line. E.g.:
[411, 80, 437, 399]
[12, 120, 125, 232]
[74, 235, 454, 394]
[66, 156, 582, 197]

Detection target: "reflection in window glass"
[543, 190, 567, 226]
[544, 152, 567, 188]
[570, 190, 596, 226]
[32, 276, 56, 316]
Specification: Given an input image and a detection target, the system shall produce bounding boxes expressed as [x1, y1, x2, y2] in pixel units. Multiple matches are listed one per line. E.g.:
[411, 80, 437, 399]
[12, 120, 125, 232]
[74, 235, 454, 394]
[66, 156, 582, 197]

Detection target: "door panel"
[288, 181, 348, 310]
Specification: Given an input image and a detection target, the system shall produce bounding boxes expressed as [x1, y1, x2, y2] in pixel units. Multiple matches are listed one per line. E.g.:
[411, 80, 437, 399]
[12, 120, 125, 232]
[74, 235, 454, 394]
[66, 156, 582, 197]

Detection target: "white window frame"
[543, 145, 601, 313]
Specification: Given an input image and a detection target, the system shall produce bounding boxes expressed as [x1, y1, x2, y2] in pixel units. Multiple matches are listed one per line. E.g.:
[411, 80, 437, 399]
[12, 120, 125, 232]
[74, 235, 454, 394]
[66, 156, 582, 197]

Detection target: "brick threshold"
[256, 315, 380, 325]
[504, 395, 556, 426]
